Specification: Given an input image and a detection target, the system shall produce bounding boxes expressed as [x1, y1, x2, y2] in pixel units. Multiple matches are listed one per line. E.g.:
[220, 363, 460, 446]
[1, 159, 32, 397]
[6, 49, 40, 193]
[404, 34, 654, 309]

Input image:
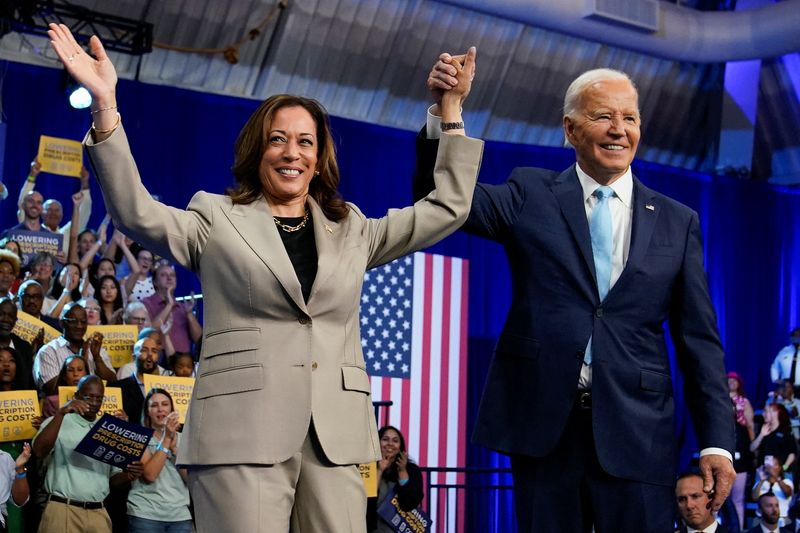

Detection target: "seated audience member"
[127, 388, 192, 532]
[26, 253, 56, 311]
[771, 380, 800, 439]
[751, 403, 797, 476]
[367, 425, 424, 533]
[747, 492, 792, 533]
[112, 337, 161, 423]
[16, 279, 60, 330]
[122, 302, 150, 332]
[675, 471, 732, 533]
[80, 297, 103, 326]
[770, 328, 800, 387]
[47, 263, 85, 319]
[752, 458, 793, 528]
[0, 240, 23, 295]
[33, 302, 116, 394]
[96, 275, 124, 325]
[0, 250, 20, 300]
[0, 442, 32, 533]
[0, 297, 37, 390]
[728, 371, 755, 529]
[42, 355, 89, 418]
[32, 375, 142, 533]
[142, 264, 201, 354]
[117, 328, 169, 380]
[168, 352, 196, 378]
[121, 248, 155, 303]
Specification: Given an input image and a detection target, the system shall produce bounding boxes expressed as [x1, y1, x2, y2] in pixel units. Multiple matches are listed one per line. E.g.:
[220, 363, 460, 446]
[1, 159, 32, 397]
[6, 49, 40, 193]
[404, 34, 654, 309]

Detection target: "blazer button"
[575, 350, 584, 360]
[298, 316, 311, 325]
[311, 361, 318, 370]
[595, 308, 603, 318]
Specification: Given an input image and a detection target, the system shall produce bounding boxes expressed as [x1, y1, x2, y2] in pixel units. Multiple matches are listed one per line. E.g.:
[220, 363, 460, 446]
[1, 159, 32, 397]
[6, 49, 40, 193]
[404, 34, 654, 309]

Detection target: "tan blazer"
[85, 127, 483, 466]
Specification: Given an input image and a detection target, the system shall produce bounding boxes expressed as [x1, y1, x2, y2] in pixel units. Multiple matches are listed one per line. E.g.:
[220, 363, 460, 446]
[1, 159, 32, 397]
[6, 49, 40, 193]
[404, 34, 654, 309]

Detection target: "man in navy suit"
[415, 54, 736, 531]
[746, 492, 792, 533]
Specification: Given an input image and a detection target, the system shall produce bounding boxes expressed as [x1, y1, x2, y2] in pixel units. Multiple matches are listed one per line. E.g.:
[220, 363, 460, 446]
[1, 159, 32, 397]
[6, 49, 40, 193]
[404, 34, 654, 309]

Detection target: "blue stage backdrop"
[3, 60, 800, 530]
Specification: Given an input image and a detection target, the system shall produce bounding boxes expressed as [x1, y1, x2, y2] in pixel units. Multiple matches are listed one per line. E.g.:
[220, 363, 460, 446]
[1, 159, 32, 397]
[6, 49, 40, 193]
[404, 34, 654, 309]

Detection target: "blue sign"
[74, 413, 153, 468]
[376, 488, 432, 533]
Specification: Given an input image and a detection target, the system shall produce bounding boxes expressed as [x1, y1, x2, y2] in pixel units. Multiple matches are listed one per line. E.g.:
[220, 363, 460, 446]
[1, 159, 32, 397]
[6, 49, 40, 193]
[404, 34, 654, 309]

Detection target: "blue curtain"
[3, 61, 800, 531]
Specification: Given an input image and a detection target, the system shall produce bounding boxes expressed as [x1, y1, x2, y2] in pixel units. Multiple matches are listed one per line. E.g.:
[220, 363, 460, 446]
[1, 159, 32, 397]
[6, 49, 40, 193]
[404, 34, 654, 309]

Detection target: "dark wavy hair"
[56, 355, 88, 387]
[378, 425, 415, 481]
[0, 346, 31, 390]
[88, 258, 116, 291]
[228, 94, 349, 221]
[51, 263, 82, 303]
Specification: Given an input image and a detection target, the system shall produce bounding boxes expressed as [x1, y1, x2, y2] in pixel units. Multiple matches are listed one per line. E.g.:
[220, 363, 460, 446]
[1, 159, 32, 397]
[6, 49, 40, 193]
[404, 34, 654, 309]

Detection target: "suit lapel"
[551, 166, 596, 283]
[306, 197, 345, 305]
[222, 197, 308, 313]
[609, 176, 659, 297]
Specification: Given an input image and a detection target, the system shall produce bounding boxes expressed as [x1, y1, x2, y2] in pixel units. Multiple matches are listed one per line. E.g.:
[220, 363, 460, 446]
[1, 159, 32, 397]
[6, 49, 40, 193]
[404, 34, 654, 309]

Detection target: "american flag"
[361, 252, 469, 533]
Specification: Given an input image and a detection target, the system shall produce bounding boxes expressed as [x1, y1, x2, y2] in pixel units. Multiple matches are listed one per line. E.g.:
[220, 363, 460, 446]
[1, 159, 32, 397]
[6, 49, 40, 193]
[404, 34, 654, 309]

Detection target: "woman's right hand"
[47, 23, 118, 105]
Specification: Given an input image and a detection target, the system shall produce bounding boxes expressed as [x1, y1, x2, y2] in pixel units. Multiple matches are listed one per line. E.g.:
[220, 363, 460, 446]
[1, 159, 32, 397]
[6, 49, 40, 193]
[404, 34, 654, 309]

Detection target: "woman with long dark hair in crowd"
[751, 402, 797, 476]
[97, 275, 124, 325]
[49, 21, 479, 531]
[42, 355, 89, 418]
[726, 371, 754, 529]
[126, 388, 191, 532]
[367, 425, 424, 533]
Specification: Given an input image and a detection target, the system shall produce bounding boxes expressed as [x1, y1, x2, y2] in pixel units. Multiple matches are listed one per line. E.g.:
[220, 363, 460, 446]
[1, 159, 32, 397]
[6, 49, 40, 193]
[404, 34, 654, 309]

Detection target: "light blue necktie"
[584, 185, 615, 365]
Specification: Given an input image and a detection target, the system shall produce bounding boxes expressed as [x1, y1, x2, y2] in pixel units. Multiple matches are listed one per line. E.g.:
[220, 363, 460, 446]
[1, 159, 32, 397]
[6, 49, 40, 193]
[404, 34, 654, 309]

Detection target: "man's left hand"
[699, 454, 736, 512]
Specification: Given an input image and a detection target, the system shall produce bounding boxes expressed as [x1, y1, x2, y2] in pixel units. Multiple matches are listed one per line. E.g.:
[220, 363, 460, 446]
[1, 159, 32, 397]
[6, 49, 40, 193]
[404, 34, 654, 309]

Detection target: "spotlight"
[68, 85, 92, 109]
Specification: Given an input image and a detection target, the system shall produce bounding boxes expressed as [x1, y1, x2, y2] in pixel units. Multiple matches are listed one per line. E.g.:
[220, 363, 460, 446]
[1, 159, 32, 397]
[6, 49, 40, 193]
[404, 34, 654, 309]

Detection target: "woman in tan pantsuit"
[48, 23, 481, 532]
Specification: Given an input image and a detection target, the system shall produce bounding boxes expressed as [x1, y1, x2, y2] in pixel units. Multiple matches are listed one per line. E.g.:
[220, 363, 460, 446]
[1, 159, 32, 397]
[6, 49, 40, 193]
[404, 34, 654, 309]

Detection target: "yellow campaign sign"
[58, 386, 123, 419]
[85, 325, 138, 368]
[359, 462, 378, 497]
[0, 390, 41, 442]
[142, 374, 194, 424]
[12, 311, 61, 345]
[37, 135, 83, 177]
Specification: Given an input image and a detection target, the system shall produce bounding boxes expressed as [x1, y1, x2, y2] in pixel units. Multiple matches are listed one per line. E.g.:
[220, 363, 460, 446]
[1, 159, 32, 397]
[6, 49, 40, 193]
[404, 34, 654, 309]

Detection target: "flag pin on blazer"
[645, 204, 655, 211]
[325, 224, 333, 234]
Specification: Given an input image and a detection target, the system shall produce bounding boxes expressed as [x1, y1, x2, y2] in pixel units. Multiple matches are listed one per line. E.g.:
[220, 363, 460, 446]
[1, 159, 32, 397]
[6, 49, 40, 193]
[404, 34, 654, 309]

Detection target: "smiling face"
[22, 191, 43, 221]
[564, 78, 640, 185]
[136, 249, 154, 273]
[96, 259, 116, 279]
[135, 337, 160, 375]
[43, 200, 63, 229]
[83, 299, 102, 325]
[78, 231, 97, 256]
[259, 106, 319, 210]
[146, 392, 174, 429]
[61, 305, 88, 344]
[380, 428, 403, 462]
[19, 282, 44, 316]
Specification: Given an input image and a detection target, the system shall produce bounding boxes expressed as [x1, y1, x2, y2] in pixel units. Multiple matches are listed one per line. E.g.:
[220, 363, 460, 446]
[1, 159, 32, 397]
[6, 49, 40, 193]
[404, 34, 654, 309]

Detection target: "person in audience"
[117, 328, 169, 380]
[0, 442, 32, 533]
[3, 190, 44, 235]
[50, 18, 480, 532]
[33, 302, 116, 394]
[727, 370, 755, 529]
[746, 492, 792, 533]
[0, 240, 24, 296]
[47, 262, 85, 319]
[771, 380, 800, 439]
[32, 375, 143, 533]
[122, 249, 155, 303]
[675, 471, 732, 533]
[122, 302, 151, 332]
[142, 264, 201, 354]
[16, 279, 60, 330]
[42, 355, 89, 418]
[750, 403, 797, 477]
[770, 327, 800, 387]
[168, 352, 196, 378]
[0, 297, 37, 390]
[101, 230, 141, 300]
[112, 337, 161, 423]
[0, 251, 20, 300]
[79, 297, 103, 326]
[367, 425, 424, 533]
[96, 275, 124, 325]
[752, 457, 793, 528]
[26, 253, 57, 312]
[126, 388, 191, 532]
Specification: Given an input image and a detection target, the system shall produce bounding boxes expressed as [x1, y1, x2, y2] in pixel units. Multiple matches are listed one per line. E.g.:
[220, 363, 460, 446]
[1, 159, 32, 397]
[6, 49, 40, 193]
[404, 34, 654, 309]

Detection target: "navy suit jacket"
[415, 135, 734, 486]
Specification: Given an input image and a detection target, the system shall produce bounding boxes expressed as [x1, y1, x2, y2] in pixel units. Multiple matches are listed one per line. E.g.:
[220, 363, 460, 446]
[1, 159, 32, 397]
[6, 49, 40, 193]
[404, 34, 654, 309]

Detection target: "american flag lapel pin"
[324, 224, 333, 234]
[645, 204, 655, 211]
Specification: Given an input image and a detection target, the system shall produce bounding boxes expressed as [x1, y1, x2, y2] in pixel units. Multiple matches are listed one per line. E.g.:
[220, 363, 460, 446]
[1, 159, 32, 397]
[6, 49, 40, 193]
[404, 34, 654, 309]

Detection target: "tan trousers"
[189, 426, 367, 533]
[38, 501, 111, 533]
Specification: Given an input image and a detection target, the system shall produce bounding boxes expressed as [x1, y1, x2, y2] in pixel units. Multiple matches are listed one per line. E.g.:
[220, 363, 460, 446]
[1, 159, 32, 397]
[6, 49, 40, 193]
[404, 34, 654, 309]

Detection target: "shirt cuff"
[426, 105, 442, 140]
[699, 447, 733, 462]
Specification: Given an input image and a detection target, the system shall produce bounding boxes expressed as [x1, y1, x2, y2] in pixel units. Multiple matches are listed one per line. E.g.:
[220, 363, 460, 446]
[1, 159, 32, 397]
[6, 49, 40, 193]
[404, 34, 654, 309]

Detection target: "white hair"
[562, 68, 638, 147]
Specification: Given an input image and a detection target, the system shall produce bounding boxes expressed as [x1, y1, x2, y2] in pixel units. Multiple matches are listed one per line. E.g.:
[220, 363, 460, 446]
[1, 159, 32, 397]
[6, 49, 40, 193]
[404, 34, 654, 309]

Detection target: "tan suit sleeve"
[84, 126, 211, 272]
[360, 133, 483, 269]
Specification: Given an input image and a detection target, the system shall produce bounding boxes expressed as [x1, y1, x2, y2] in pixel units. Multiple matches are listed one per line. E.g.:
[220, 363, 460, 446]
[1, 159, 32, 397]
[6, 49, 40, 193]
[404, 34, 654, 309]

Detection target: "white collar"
[575, 162, 633, 209]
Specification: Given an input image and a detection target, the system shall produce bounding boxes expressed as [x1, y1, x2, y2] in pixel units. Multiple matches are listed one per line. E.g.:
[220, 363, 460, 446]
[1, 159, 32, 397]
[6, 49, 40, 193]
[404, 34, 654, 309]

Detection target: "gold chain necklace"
[273, 211, 309, 233]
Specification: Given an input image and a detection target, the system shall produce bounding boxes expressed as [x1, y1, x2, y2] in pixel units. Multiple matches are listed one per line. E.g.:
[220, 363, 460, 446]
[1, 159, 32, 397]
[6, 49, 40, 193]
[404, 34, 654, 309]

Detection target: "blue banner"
[376, 488, 432, 533]
[74, 413, 153, 468]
